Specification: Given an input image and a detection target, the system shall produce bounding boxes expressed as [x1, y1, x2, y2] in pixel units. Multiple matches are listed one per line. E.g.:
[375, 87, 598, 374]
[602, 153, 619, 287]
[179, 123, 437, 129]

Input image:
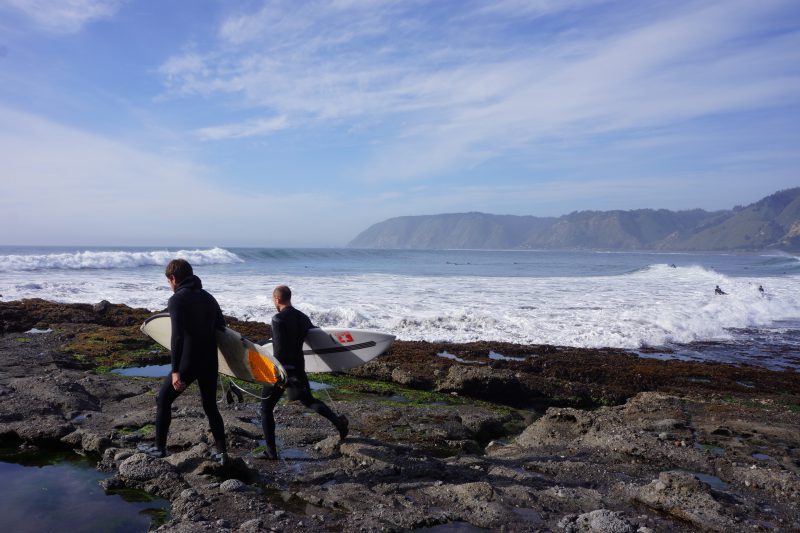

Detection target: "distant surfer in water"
[141, 259, 228, 464]
[758, 284, 765, 294]
[715, 285, 727, 295]
[260, 285, 348, 460]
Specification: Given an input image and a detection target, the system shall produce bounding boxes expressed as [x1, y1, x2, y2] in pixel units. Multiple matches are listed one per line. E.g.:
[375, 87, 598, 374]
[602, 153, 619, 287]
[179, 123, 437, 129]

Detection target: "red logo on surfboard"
[336, 332, 354, 343]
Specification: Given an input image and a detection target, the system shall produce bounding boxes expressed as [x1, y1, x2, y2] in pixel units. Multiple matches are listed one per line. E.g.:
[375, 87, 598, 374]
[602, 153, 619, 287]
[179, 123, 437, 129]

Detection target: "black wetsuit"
[155, 275, 226, 452]
[260, 306, 343, 456]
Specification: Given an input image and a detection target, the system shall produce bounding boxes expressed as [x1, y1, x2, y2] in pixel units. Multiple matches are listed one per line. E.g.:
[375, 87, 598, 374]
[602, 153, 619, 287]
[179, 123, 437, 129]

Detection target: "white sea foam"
[1, 259, 799, 359]
[286, 265, 800, 351]
[199, 265, 800, 353]
[0, 247, 242, 272]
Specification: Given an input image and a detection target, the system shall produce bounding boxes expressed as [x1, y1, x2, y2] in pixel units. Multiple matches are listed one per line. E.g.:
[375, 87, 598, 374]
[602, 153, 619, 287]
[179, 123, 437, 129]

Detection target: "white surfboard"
[262, 327, 396, 372]
[141, 314, 394, 378]
[141, 313, 286, 386]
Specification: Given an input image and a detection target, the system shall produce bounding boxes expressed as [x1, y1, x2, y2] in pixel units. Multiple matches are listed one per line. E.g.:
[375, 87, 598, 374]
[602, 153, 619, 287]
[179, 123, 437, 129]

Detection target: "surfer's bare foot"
[337, 415, 349, 441]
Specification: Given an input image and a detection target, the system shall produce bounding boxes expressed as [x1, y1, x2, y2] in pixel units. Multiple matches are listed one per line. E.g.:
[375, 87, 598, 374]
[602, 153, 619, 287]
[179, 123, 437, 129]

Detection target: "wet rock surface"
[0, 300, 798, 532]
[350, 339, 800, 407]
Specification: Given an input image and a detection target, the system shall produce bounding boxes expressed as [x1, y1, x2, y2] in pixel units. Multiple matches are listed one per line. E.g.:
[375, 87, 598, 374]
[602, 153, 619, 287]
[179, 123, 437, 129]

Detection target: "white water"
[0, 247, 241, 272]
[2, 256, 798, 354]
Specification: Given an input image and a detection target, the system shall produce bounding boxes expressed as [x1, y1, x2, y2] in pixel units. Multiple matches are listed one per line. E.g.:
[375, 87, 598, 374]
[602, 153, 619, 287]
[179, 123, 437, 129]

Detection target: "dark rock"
[61, 428, 111, 453]
[350, 339, 800, 407]
[118, 452, 177, 481]
[0, 299, 152, 334]
[632, 471, 741, 532]
[114, 450, 134, 462]
[1, 300, 799, 533]
[557, 509, 638, 533]
[220, 479, 247, 492]
[99, 476, 125, 491]
[238, 518, 264, 532]
[180, 488, 200, 500]
[93, 300, 112, 313]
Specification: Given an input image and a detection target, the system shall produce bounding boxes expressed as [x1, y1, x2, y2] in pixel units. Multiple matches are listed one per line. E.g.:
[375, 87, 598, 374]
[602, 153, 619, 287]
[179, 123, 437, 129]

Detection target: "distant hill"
[348, 187, 800, 252]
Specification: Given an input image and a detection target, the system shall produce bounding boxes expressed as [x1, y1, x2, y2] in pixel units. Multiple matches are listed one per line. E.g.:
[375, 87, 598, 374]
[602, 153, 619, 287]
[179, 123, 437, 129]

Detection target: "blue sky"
[0, 0, 798, 247]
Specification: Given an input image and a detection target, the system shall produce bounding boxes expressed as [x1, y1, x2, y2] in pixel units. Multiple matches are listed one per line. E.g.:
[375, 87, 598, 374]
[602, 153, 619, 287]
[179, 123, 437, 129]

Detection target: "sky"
[0, 0, 798, 247]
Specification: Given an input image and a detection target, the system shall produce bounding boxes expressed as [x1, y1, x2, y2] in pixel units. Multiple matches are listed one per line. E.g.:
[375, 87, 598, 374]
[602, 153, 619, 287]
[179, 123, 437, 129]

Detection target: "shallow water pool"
[0, 445, 169, 533]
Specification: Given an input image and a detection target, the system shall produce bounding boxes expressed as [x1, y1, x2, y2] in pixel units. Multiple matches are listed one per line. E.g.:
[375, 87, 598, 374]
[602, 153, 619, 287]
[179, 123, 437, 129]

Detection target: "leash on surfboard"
[217, 375, 242, 404]
[215, 350, 342, 412]
[222, 374, 275, 401]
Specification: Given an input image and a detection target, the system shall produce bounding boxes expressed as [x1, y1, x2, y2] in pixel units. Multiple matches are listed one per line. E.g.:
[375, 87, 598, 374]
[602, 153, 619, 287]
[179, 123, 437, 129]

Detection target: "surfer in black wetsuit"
[715, 285, 727, 295]
[260, 285, 348, 460]
[141, 259, 228, 464]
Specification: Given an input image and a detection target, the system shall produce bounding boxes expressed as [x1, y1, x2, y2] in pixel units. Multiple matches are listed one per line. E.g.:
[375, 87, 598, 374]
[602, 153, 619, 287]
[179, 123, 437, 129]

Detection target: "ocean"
[1, 246, 799, 371]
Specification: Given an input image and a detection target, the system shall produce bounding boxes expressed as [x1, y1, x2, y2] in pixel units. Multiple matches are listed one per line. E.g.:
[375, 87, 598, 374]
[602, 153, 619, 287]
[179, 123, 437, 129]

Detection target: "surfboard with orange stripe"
[140, 313, 286, 385]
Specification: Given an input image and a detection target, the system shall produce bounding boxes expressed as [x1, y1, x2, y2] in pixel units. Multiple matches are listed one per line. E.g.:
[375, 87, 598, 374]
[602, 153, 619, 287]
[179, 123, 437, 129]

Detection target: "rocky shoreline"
[1, 299, 799, 532]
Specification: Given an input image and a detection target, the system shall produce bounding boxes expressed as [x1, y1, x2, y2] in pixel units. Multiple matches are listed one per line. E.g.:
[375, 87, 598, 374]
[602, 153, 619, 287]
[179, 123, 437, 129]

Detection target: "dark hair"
[165, 259, 193, 283]
[273, 285, 292, 303]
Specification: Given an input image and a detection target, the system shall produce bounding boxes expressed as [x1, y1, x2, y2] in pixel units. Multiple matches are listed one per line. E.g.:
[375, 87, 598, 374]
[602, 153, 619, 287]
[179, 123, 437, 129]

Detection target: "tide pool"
[0, 445, 168, 533]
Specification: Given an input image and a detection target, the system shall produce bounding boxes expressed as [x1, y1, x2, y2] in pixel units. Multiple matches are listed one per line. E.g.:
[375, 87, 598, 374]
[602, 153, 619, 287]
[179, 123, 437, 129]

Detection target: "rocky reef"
[0, 299, 798, 532]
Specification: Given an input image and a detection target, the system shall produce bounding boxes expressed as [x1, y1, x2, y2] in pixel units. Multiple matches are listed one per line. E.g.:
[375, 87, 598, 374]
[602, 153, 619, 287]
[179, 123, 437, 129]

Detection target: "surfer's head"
[165, 259, 193, 291]
[273, 285, 292, 309]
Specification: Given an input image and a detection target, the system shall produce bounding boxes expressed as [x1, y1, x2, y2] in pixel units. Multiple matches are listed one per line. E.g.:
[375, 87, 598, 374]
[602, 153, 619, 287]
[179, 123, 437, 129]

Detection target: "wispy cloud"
[159, 0, 800, 181]
[0, 0, 123, 33]
[0, 104, 790, 246]
[194, 115, 289, 140]
[470, 0, 612, 17]
[0, 106, 359, 245]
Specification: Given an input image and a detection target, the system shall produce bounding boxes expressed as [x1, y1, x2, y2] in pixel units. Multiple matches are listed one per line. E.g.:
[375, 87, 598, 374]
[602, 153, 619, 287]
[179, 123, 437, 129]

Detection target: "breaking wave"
[2, 248, 799, 369]
[0, 247, 242, 272]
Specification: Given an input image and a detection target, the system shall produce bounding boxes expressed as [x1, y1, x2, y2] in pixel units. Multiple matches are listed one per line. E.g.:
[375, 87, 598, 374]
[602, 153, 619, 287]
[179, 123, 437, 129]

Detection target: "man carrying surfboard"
[261, 285, 349, 460]
[141, 259, 229, 464]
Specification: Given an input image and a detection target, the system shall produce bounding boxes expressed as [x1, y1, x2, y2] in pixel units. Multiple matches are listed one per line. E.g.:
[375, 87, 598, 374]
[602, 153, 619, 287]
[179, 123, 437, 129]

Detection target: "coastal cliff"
[350, 187, 800, 252]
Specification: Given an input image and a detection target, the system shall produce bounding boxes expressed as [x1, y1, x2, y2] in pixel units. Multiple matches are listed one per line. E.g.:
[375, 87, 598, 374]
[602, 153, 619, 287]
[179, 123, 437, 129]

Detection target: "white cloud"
[0, 0, 122, 33]
[1, 105, 790, 246]
[158, 0, 800, 179]
[160, 53, 210, 80]
[194, 115, 290, 140]
[472, 0, 612, 18]
[0, 106, 358, 246]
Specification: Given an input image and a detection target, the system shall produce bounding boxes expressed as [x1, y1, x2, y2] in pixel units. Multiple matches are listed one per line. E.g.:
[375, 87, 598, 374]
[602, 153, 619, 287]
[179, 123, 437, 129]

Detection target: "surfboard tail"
[259, 327, 395, 373]
[143, 313, 287, 386]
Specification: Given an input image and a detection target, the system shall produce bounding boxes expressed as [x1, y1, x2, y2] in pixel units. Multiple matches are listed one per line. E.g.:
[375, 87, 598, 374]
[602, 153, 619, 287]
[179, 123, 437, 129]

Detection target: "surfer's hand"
[171, 372, 186, 392]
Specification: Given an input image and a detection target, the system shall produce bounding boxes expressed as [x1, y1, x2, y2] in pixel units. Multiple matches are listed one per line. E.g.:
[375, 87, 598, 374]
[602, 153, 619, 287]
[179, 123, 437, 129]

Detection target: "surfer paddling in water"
[141, 259, 229, 464]
[261, 285, 349, 460]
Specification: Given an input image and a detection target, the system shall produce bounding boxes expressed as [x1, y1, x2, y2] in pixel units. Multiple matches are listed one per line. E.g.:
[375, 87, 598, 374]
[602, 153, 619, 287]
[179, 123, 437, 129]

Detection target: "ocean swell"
[0, 247, 242, 272]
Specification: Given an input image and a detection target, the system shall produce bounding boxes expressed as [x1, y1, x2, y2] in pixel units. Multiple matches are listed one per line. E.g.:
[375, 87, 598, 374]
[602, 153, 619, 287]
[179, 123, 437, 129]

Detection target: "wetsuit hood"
[176, 274, 203, 291]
